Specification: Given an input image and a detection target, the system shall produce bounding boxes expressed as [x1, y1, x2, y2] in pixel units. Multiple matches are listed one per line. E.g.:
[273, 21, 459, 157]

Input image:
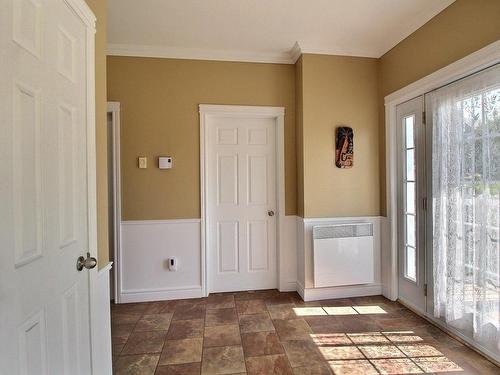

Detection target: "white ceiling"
[107, 0, 455, 64]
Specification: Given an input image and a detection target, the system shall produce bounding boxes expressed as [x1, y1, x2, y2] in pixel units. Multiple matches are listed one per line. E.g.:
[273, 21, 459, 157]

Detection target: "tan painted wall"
[85, 0, 108, 268]
[107, 57, 296, 219]
[300, 54, 380, 218]
[378, 0, 500, 215]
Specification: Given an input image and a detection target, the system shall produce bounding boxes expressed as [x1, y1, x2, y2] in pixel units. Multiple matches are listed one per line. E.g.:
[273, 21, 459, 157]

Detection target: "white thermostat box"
[159, 156, 173, 169]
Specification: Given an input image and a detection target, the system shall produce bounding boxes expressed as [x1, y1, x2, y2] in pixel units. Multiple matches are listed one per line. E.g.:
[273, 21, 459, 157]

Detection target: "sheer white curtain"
[428, 64, 500, 350]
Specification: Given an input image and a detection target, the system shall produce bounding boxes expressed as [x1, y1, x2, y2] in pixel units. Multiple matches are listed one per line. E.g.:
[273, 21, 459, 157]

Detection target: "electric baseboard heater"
[313, 223, 374, 288]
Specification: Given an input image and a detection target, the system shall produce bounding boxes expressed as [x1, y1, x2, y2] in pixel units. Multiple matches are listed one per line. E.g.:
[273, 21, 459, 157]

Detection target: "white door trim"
[199, 104, 286, 296]
[107, 101, 122, 303]
[383, 39, 500, 301]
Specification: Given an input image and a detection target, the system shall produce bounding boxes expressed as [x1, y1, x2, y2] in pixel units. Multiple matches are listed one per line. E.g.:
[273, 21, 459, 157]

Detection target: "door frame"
[383, 39, 500, 303]
[199, 104, 285, 296]
[107, 101, 122, 303]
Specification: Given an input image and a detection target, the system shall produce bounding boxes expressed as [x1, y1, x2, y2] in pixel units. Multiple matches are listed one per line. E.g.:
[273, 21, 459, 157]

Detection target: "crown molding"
[289, 42, 302, 63]
[297, 45, 379, 59]
[107, 41, 382, 65]
[107, 43, 296, 64]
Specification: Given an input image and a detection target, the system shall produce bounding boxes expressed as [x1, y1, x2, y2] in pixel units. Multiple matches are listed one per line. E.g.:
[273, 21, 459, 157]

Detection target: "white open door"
[0, 1, 97, 374]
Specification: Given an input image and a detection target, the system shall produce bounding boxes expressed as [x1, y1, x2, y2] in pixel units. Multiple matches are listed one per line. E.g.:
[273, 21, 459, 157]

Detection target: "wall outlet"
[168, 257, 178, 271]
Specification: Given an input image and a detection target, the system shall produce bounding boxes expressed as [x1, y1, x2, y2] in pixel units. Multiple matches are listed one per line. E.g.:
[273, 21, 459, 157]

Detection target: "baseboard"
[300, 283, 383, 302]
[120, 286, 204, 303]
[279, 280, 297, 292]
[296, 281, 305, 300]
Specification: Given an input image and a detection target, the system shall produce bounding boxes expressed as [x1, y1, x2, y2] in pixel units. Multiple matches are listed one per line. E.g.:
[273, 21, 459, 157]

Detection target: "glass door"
[397, 96, 427, 312]
[426, 64, 500, 361]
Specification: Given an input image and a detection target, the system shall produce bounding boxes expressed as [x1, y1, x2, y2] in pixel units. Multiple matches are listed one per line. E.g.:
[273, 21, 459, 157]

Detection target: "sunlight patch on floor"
[310, 330, 463, 374]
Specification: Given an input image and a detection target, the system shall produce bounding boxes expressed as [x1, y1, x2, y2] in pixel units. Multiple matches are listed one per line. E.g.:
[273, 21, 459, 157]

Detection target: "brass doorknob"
[76, 252, 97, 271]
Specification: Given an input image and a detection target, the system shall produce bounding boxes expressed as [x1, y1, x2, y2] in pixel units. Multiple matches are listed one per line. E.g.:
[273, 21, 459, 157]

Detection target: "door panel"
[0, 1, 93, 374]
[397, 96, 426, 312]
[207, 115, 277, 292]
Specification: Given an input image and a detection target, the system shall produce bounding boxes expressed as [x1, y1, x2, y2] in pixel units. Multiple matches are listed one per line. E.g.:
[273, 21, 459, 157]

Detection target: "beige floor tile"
[159, 338, 203, 365]
[201, 345, 246, 374]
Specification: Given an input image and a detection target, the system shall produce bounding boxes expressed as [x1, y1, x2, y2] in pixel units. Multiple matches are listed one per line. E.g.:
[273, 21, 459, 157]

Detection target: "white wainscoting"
[120, 219, 203, 302]
[296, 216, 384, 302]
[119, 217, 298, 303]
[91, 262, 113, 375]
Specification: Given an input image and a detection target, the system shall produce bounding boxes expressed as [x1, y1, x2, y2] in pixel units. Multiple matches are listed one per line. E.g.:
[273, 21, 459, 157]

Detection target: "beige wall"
[105, 0, 500, 224]
[299, 54, 380, 218]
[85, 0, 108, 268]
[378, 0, 500, 215]
[107, 57, 296, 219]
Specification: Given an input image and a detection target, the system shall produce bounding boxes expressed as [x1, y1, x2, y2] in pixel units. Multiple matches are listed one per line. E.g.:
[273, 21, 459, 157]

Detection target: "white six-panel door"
[0, 1, 95, 374]
[205, 111, 278, 292]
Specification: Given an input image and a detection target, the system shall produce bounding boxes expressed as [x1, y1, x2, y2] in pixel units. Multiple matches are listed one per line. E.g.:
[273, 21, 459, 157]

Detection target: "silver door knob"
[268, 210, 275, 217]
[76, 252, 97, 271]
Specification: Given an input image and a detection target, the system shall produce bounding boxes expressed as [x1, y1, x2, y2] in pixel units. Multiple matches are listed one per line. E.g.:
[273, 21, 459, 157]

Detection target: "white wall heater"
[313, 223, 374, 288]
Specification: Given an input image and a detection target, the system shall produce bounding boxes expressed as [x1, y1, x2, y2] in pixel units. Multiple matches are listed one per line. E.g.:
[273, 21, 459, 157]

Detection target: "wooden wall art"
[335, 126, 353, 168]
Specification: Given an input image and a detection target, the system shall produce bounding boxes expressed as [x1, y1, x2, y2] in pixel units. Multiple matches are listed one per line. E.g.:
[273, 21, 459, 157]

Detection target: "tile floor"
[111, 291, 499, 374]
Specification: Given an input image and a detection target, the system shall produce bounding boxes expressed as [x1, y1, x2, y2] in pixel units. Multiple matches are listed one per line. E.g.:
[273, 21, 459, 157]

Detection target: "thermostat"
[159, 156, 173, 169]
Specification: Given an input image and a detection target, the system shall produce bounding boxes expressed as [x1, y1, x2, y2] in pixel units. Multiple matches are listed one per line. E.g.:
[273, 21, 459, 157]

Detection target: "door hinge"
[422, 111, 426, 125]
[424, 283, 428, 296]
[422, 197, 428, 211]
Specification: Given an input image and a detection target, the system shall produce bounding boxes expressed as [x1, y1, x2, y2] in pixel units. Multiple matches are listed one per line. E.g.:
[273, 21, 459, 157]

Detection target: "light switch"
[138, 157, 147, 169]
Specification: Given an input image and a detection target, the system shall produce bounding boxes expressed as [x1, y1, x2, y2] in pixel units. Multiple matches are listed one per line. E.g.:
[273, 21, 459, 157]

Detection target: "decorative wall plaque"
[335, 126, 353, 168]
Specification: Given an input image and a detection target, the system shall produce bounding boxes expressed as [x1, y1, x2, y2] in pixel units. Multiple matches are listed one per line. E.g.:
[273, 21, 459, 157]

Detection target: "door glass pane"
[406, 214, 415, 247]
[406, 246, 416, 281]
[406, 182, 415, 214]
[405, 116, 414, 148]
[406, 149, 415, 181]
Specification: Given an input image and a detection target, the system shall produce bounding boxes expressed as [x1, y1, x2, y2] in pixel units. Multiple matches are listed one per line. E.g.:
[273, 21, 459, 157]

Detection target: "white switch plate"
[138, 157, 147, 169]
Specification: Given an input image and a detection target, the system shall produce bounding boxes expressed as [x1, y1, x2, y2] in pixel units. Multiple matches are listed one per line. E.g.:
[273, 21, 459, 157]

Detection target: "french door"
[397, 64, 500, 362]
[425, 64, 500, 361]
[397, 96, 427, 312]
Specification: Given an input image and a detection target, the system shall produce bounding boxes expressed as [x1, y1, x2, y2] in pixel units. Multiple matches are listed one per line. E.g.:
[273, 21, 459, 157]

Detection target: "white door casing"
[0, 1, 97, 374]
[200, 105, 285, 294]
